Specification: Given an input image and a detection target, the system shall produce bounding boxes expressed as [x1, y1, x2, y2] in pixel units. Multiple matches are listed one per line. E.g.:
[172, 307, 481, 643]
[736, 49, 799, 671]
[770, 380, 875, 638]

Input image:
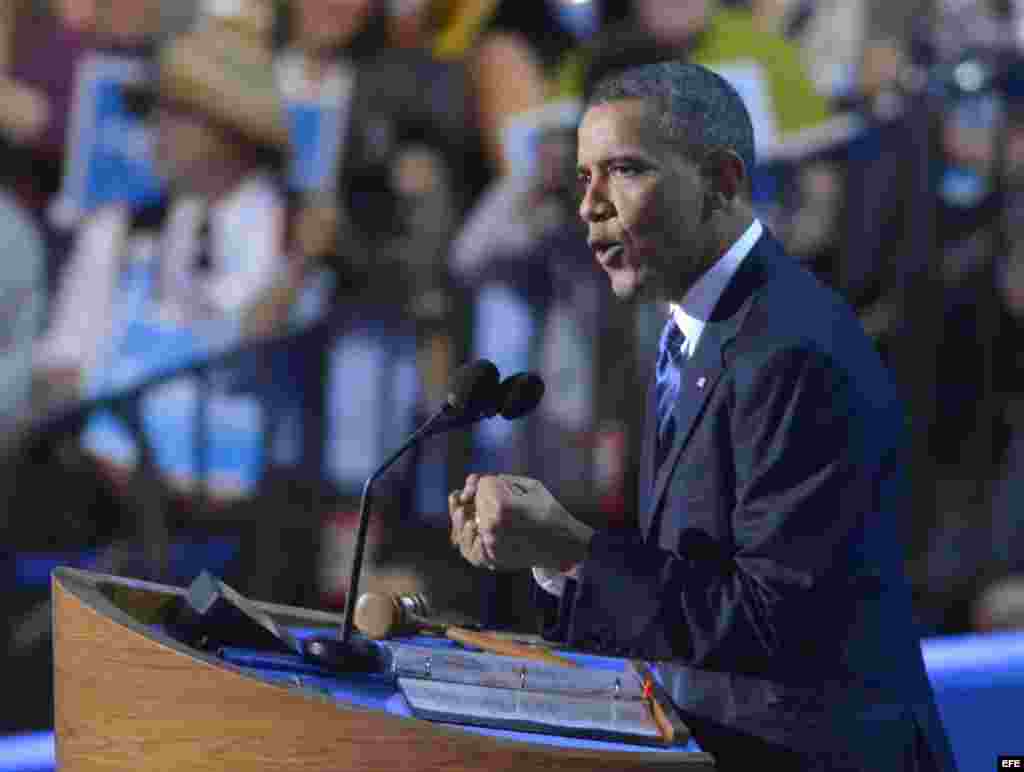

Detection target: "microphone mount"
[301, 364, 545, 673]
[306, 361, 502, 672]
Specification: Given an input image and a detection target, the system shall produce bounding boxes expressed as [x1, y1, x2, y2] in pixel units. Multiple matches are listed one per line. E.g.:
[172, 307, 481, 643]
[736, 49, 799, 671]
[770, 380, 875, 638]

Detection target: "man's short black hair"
[586, 60, 756, 178]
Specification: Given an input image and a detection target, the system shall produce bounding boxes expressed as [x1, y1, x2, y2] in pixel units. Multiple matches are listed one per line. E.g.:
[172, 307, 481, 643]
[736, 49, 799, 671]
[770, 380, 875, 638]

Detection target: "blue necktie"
[655, 318, 686, 469]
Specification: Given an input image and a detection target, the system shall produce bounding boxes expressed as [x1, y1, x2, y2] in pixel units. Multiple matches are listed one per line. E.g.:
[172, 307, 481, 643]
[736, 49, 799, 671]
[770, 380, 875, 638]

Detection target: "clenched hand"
[449, 473, 594, 573]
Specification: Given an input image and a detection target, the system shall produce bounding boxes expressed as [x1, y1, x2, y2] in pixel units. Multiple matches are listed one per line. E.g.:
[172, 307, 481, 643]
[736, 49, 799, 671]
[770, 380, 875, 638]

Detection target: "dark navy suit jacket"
[535, 230, 958, 771]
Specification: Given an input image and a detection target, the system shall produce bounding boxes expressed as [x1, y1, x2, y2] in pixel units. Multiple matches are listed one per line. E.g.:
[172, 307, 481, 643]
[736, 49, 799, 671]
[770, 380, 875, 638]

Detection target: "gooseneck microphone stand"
[304, 360, 502, 672]
[338, 403, 458, 650]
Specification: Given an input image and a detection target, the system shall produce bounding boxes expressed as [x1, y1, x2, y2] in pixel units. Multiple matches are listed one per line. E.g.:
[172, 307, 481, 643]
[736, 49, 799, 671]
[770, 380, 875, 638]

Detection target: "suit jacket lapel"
[644, 231, 781, 536]
[646, 323, 727, 535]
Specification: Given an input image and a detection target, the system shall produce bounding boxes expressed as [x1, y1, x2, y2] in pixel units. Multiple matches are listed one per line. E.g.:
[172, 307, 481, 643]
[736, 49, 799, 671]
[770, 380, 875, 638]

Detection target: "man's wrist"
[574, 520, 596, 559]
[552, 519, 595, 574]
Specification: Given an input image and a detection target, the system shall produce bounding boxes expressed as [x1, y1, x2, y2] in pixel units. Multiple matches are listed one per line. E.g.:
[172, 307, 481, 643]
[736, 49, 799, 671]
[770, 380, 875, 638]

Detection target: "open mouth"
[592, 242, 625, 266]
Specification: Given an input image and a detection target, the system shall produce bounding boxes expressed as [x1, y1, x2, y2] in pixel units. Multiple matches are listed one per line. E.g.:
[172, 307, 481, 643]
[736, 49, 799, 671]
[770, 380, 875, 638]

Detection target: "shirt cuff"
[532, 563, 582, 598]
[532, 566, 566, 597]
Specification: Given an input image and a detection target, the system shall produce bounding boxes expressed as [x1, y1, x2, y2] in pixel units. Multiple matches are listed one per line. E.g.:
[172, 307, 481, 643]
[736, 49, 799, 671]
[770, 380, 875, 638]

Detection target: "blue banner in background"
[285, 102, 343, 193]
[81, 312, 268, 499]
[50, 52, 164, 230]
[276, 53, 353, 194]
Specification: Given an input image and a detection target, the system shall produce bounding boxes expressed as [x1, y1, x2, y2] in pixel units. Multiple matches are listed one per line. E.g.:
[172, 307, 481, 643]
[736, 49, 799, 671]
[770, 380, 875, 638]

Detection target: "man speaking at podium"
[449, 62, 958, 772]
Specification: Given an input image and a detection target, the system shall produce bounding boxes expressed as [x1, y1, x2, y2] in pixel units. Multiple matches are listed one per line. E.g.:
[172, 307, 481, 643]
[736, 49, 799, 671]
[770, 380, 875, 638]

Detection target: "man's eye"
[611, 164, 640, 176]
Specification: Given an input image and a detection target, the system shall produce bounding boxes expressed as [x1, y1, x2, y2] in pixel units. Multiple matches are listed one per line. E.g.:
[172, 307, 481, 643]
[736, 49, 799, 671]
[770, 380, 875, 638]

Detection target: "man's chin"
[607, 269, 657, 304]
[609, 280, 640, 303]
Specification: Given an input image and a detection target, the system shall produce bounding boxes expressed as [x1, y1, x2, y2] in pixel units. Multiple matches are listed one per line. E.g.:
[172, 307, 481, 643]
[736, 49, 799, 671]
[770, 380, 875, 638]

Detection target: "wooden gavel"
[353, 591, 579, 668]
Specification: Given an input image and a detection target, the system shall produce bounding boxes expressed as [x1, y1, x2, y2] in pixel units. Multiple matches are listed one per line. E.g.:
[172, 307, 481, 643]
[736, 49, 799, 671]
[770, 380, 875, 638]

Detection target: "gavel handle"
[445, 626, 579, 668]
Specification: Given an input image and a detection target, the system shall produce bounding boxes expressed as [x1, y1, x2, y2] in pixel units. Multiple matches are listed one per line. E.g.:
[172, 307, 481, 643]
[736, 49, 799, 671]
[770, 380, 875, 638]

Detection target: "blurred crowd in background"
[2, 0, 1024, 728]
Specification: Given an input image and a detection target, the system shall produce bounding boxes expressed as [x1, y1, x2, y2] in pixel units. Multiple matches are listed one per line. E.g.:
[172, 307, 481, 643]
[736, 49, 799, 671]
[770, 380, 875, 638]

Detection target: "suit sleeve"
[563, 345, 875, 673]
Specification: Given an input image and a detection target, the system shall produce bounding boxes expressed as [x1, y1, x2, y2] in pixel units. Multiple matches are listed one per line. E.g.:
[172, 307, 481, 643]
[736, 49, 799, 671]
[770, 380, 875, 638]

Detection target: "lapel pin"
[696, 377, 707, 389]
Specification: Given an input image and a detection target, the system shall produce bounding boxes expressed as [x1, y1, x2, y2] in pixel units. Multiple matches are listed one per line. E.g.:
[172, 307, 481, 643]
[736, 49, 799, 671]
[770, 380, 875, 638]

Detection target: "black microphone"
[303, 359, 503, 672]
[447, 359, 502, 415]
[497, 372, 545, 419]
[419, 371, 546, 439]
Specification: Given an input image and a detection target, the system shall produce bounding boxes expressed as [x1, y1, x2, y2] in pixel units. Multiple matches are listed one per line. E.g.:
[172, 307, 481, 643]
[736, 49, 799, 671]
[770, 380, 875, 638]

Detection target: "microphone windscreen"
[499, 373, 545, 419]
[447, 359, 501, 413]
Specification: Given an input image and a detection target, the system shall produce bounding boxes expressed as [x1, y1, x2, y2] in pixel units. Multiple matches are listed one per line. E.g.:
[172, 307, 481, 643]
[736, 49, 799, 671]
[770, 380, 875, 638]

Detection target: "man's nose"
[579, 181, 613, 223]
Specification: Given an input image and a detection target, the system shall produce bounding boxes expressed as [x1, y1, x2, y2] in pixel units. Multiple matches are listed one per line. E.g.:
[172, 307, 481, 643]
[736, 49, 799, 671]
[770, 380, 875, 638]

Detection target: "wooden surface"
[53, 567, 715, 771]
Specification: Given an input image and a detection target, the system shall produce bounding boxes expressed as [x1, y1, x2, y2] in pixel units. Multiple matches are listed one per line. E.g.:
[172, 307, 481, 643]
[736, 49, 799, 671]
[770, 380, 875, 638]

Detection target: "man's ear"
[701, 188, 723, 222]
[702, 149, 747, 204]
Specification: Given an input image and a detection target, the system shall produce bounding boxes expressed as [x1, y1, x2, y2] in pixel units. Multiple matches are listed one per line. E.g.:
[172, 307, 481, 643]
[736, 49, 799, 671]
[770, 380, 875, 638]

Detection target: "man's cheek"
[624, 187, 676, 239]
[619, 204, 657, 249]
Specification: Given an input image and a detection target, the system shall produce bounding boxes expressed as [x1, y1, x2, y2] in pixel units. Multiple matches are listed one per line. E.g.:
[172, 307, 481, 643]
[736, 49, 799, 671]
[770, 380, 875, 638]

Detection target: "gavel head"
[354, 591, 404, 640]
[354, 565, 436, 639]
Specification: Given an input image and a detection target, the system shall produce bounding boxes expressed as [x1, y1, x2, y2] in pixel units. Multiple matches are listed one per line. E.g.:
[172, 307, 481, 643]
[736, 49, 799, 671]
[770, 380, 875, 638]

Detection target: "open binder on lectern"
[387, 643, 690, 747]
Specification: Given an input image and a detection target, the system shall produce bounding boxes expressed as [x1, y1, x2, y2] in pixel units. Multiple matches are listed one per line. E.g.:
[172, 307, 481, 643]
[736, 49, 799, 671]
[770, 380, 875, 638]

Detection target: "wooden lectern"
[53, 567, 715, 771]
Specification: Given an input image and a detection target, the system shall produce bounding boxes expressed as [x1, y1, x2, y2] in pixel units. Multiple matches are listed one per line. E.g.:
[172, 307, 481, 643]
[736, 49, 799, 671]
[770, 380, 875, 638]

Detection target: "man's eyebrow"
[577, 153, 654, 172]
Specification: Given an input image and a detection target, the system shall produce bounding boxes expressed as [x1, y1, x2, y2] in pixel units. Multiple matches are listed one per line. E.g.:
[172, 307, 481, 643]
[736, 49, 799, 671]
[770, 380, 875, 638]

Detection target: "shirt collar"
[669, 218, 763, 357]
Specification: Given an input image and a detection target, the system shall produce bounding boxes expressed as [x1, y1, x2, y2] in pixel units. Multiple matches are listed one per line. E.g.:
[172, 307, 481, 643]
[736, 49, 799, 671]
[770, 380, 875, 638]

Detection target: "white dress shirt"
[533, 218, 764, 598]
[668, 217, 764, 361]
